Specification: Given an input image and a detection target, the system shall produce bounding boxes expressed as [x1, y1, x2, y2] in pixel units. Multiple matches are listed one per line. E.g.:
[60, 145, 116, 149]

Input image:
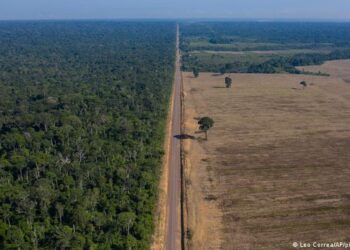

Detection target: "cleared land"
[192, 49, 331, 55]
[183, 68, 350, 249]
[298, 59, 350, 83]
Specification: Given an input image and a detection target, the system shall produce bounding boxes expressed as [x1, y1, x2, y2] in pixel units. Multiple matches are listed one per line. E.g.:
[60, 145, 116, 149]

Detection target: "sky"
[0, 0, 350, 21]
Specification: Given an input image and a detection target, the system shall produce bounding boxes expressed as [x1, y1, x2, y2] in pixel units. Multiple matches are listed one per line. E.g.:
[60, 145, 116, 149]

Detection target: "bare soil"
[183, 70, 350, 249]
[151, 82, 175, 250]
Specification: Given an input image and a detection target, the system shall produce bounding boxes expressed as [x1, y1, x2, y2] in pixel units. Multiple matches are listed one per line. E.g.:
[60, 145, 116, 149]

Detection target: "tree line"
[180, 22, 350, 74]
[180, 21, 350, 51]
[183, 49, 350, 74]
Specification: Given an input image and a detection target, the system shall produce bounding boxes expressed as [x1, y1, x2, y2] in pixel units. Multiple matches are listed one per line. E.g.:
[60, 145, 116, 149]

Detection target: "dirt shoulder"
[151, 82, 175, 250]
[182, 73, 224, 249]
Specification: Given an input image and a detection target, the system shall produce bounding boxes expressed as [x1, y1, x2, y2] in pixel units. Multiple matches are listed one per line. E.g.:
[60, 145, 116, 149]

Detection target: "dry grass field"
[298, 59, 350, 83]
[182, 67, 350, 249]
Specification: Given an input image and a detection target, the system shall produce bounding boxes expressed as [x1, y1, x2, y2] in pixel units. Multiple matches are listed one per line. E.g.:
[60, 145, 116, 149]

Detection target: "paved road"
[166, 24, 182, 250]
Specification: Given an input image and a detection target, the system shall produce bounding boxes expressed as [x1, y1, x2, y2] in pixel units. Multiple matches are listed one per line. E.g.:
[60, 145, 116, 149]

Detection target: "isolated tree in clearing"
[300, 80, 307, 89]
[193, 68, 199, 78]
[198, 117, 215, 140]
[225, 76, 232, 88]
[220, 67, 226, 75]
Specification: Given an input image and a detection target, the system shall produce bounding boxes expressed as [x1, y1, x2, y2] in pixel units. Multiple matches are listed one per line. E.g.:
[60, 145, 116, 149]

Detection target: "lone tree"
[300, 81, 307, 89]
[193, 68, 199, 78]
[225, 76, 232, 88]
[198, 117, 215, 140]
[219, 67, 226, 75]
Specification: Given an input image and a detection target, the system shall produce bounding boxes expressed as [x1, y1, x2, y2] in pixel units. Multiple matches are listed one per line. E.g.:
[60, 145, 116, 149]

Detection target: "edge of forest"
[151, 76, 176, 250]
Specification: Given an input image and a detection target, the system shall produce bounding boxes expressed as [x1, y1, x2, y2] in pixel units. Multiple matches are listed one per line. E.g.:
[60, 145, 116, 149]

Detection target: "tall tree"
[198, 117, 215, 140]
[193, 68, 199, 78]
[225, 76, 233, 88]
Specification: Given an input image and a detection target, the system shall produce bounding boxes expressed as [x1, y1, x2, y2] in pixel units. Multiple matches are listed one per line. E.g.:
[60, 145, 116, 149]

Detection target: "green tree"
[9, 153, 26, 180]
[219, 67, 226, 75]
[192, 68, 199, 78]
[5, 226, 26, 249]
[55, 203, 64, 224]
[225, 76, 232, 88]
[118, 212, 136, 236]
[51, 226, 73, 250]
[300, 80, 307, 89]
[198, 117, 215, 140]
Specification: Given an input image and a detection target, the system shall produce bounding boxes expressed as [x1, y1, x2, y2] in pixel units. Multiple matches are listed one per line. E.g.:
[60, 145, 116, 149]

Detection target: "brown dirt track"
[182, 69, 350, 249]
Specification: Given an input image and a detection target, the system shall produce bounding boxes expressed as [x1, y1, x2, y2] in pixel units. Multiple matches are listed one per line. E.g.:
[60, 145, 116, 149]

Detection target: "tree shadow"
[174, 134, 196, 140]
[213, 86, 226, 89]
[291, 87, 303, 91]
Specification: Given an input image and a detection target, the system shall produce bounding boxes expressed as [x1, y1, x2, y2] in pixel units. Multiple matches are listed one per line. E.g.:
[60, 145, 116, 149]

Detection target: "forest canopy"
[180, 22, 350, 73]
[0, 21, 175, 249]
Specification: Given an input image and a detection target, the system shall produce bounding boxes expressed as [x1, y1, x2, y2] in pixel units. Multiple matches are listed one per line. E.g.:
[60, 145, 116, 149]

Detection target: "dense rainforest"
[180, 22, 350, 50]
[180, 22, 350, 73]
[0, 21, 176, 249]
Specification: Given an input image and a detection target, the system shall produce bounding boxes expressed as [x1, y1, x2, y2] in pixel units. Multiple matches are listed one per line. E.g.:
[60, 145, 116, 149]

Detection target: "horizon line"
[1, 17, 350, 23]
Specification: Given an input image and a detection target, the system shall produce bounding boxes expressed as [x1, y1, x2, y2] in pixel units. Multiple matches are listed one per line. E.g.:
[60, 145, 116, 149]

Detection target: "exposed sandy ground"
[151, 82, 174, 250]
[183, 70, 350, 249]
[298, 59, 350, 83]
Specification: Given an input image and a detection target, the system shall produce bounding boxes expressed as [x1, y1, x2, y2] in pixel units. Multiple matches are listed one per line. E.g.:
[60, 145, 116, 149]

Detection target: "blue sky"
[0, 0, 349, 20]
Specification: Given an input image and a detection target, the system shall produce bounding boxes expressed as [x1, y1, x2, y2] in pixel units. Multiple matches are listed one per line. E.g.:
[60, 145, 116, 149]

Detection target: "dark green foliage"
[198, 117, 214, 131]
[247, 50, 350, 74]
[225, 77, 232, 88]
[183, 49, 350, 74]
[300, 81, 307, 88]
[192, 68, 199, 78]
[180, 22, 350, 74]
[219, 67, 226, 75]
[186, 228, 193, 240]
[0, 21, 176, 249]
[198, 117, 214, 140]
[180, 22, 350, 50]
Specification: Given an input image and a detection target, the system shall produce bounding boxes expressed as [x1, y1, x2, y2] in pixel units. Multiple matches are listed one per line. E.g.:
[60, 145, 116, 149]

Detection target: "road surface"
[166, 24, 182, 250]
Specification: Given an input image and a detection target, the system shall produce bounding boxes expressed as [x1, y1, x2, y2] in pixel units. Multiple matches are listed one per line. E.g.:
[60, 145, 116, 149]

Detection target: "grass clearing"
[298, 59, 350, 83]
[183, 69, 350, 249]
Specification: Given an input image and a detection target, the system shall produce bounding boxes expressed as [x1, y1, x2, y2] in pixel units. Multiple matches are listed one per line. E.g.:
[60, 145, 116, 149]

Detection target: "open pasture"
[183, 71, 350, 249]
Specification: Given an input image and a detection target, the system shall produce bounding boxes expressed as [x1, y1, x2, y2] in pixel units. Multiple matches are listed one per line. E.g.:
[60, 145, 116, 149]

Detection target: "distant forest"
[0, 21, 175, 249]
[180, 22, 350, 73]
